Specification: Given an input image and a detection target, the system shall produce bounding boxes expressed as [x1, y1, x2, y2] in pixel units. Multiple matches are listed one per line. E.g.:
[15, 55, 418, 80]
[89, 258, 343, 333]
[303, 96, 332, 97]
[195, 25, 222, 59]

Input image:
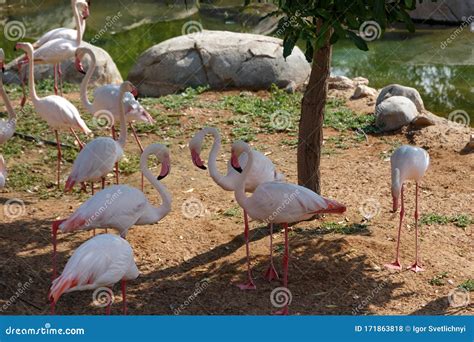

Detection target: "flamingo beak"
[131, 87, 138, 99]
[75, 57, 85, 74]
[191, 149, 206, 170]
[230, 153, 242, 173]
[157, 158, 170, 180]
[82, 7, 90, 20]
[142, 108, 155, 124]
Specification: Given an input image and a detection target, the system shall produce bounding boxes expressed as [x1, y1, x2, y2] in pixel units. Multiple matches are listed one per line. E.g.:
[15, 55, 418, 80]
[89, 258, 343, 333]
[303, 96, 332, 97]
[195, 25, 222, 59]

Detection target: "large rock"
[127, 30, 311, 96]
[410, 1, 474, 23]
[4, 43, 122, 86]
[352, 85, 378, 99]
[375, 96, 418, 132]
[376, 84, 424, 112]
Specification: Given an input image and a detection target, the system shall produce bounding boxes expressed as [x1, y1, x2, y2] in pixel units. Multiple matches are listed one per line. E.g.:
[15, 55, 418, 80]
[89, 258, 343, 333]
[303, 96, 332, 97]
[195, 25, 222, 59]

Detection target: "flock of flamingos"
[0, 0, 431, 315]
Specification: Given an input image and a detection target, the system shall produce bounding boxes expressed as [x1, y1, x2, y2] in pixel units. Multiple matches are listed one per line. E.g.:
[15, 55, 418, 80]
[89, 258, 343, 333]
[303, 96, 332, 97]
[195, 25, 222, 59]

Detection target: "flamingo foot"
[384, 261, 402, 271]
[264, 264, 280, 282]
[236, 280, 256, 291]
[272, 306, 289, 315]
[20, 96, 26, 108]
[408, 262, 424, 273]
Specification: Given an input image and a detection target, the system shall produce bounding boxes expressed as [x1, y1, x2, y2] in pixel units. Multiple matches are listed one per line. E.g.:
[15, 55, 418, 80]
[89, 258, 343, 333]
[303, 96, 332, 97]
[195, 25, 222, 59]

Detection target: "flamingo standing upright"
[0, 48, 16, 144]
[16, 42, 91, 188]
[189, 127, 285, 290]
[64, 81, 137, 192]
[230, 140, 346, 314]
[52, 143, 172, 278]
[18, 0, 90, 106]
[49, 234, 139, 315]
[0, 155, 6, 189]
[76, 46, 154, 188]
[385, 145, 430, 273]
[17, 0, 88, 102]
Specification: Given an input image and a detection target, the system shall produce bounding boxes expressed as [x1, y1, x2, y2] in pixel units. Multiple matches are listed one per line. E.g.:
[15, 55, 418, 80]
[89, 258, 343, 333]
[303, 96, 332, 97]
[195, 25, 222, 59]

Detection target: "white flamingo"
[77, 46, 154, 188]
[230, 140, 346, 314]
[49, 234, 139, 315]
[64, 81, 136, 192]
[0, 155, 6, 189]
[16, 42, 91, 188]
[189, 127, 284, 290]
[0, 49, 16, 144]
[17, 0, 88, 101]
[52, 143, 172, 278]
[385, 145, 430, 273]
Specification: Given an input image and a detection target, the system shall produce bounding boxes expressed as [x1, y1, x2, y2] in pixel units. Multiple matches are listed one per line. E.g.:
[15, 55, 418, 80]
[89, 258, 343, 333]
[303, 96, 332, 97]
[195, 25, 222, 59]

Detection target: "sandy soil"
[0, 89, 472, 316]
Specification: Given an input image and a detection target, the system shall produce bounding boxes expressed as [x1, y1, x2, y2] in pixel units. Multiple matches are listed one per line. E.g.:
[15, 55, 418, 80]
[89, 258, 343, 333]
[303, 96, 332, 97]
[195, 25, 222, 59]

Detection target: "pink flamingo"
[77, 46, 154, 188]
[385, 145, 429, 273]
[0, 155, 6, 189]
[189, 127, 285, 290]
[16, 42, 91, 188]
[64, 81, 136, 192]
[18, 0, 89, 104]
[49, 234, 139, 315]
[0, 48, 17, 145]
[52, 143, 171, 278]
[230, 140, 346, 314]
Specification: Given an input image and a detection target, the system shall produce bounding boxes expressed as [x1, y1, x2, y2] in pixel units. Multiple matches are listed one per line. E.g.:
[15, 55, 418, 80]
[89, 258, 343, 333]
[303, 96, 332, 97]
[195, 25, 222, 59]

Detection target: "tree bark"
[297, 25, 332, 195]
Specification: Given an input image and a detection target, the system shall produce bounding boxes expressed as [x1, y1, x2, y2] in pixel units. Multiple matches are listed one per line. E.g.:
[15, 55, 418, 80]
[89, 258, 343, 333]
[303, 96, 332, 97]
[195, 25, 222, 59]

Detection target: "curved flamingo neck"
[73, 1, 82, 46]
[234, 144, 252, 210]
[24, 44, 40, 103]
[140, 146, 172, 221]
[0, 76, 16, 119]
[202, 128, 233, 190]
[79, 48, 95, 113]
[116, 84, 128, 147]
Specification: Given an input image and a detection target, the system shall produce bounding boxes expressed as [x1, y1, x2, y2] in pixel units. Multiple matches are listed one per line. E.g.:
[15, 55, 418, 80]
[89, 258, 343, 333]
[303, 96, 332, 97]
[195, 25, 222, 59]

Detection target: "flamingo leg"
[50, 300, 56, 315]
[101, 177, 105, 189]
[111, 126, 120, 184]
[385, 185, 404, 270]
[409, 182, 424, 272]
[121, 279, 127, 315]
[18, 59, 27, 108]
[69, 128, 84, 150]
[264, 223, 279, 281]
[54, 130, 61, 189]
[91, 182, 94, 195]
[129, 123, 144, 191]
[53, 64, 59, 95]
[273, 222, 289, 315]
[58, 63, 63, 97]
[237, 210, 256, 290]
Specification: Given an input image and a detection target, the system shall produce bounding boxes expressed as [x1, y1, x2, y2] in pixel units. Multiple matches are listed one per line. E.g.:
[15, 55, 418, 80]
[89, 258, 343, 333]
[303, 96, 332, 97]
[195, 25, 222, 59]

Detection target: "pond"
[0, 0, 473, 125]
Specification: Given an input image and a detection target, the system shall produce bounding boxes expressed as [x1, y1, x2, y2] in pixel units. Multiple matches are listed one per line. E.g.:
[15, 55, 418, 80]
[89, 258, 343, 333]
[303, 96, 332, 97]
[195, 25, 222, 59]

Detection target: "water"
[1, 0, 473, 124]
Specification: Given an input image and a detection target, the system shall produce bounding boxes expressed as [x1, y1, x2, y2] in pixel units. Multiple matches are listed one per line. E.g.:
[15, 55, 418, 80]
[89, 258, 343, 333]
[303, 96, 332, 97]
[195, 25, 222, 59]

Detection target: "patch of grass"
[119, 154, 140, 175]
[429, 272, 449, 286]
[420, 213, 472, 229]
[154, 86, 209, 110]
[324, 106, 378, 133]
[223, 206, 241, 218]
[7, 163, 45, 191]
[459, 279, 474, 291]
[320, 222, 369, 235]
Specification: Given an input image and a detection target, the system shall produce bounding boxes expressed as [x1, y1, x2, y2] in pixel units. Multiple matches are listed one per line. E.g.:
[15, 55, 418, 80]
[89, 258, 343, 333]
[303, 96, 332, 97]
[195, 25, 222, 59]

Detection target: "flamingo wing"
[34, 28, 77, 48]
[33, 38, 76, 64]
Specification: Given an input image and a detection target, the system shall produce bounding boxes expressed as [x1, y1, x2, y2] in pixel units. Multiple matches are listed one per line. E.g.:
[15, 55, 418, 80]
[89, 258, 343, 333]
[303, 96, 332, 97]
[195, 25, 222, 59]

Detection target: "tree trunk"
[297, 26, 332, 195]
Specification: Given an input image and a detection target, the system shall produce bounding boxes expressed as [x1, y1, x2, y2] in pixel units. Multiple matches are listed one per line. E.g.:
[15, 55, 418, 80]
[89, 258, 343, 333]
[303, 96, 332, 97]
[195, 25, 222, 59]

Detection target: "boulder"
[376, 84, 424, 112]
[352, 85, 378, 99]
[352, 77, 369, 86]
[127, 30, 311, 97]
[328, 75, 354, 90]
[375, 96, 418, 132]
[4, 42, 122, 86]
[410, 1, 474, 23]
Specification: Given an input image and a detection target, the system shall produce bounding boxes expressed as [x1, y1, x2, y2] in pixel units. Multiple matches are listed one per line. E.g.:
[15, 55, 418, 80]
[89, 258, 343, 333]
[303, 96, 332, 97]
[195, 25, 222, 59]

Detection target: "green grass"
[459, 279, 474, 291]
[7, 163, 45, 191]
[429, 272, 449, 286]
[223, 206, 241, 218]
[319, 222, 369, 235]
[420, 213, 473, 229]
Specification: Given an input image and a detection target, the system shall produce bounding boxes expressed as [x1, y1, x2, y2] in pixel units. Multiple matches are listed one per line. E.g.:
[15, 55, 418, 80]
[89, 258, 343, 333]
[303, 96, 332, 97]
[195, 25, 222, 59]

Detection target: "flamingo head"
[188, 130, 207, 170]
[0, 48, 4, 73]
[230, 141, 248, 173]
[155, 148, 171, 181]
[76, 1, 90, 20]
[126, 103, 155, 125]
[74, 51, 86, 75]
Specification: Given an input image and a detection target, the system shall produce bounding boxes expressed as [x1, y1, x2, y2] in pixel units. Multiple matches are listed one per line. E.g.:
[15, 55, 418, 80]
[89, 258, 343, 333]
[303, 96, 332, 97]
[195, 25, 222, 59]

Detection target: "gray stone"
[352, 85, 378, 99]
[410, 1, 474, 23]
[352, 77, 369, 86]
[127, 30, 311, 97]
[328, 75, 354, 90]
[410, 115, 436, 129]
[4, 42, 122, 86]
[375, 96, 418, 132]
[376, 84, 424, 112]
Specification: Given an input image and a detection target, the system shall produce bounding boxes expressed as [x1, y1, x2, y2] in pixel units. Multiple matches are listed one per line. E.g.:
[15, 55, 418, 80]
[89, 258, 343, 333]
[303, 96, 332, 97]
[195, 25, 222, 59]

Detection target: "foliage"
[420, 213, 473, 229]
[459, 279, 474, 292]
[429, 272, 449, 286]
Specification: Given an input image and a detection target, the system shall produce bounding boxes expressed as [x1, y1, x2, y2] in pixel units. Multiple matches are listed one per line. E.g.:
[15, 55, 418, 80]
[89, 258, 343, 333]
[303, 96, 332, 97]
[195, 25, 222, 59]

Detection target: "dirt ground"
[0, 89, 472, 316]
